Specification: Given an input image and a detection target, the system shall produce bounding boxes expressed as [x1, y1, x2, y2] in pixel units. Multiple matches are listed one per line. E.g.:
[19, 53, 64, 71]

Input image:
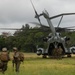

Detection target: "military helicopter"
[0, 0, 75, 58]
[30, 0, 75, 58]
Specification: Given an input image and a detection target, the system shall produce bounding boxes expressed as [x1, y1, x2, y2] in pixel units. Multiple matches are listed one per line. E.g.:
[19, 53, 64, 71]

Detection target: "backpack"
[13, 52, 20, 61]
[13, 52, 24, 62]
[19, 52, 24, 62]
[0, 52, 9, 62]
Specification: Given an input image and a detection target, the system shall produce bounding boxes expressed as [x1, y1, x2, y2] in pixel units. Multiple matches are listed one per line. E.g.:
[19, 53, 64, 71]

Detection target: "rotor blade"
[56, 26, 75, 32]
[63, 26, 75, 29]
[49, 13, 75, 19]
[29, 22, 49, 28]
[30, 0, 38, 16]
[67, 29, 75, 30]
[0, 28, 21, 30]
[30, 0, 42, 25]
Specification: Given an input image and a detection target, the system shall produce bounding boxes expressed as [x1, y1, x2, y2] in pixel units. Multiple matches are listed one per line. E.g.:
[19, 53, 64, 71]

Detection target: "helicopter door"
[48, 43, 65, 56]
[48, 43, 55, 56]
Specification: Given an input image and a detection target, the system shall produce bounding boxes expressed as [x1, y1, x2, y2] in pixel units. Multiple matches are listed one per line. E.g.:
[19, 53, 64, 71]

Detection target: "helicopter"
[30, 0, 75, 58]
[0, 0, 75, 58]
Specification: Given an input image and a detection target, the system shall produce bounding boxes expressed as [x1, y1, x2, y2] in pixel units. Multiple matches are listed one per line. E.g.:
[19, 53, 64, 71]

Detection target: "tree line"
[0, 24, 75, 52]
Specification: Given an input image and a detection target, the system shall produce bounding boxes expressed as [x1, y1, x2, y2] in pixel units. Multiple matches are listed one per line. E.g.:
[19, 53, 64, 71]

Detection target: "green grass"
[0, 53, 75, 75]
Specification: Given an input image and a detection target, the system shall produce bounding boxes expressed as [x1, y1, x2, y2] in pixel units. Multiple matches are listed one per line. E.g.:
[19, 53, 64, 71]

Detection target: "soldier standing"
[12, 47, 22, 72]
[53, 48, 58, 59]
[0, 47, 10, 74]
[58, 46, 63, 59]
[57, 46, 63, 59]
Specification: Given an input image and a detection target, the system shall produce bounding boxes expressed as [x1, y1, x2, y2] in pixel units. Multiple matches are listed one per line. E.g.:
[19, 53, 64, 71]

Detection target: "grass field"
[0, 53, 75, 75]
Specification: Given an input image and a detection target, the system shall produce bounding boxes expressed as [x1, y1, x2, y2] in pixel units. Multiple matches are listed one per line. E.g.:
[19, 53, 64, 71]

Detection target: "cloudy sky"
[0, 0, 75, 34]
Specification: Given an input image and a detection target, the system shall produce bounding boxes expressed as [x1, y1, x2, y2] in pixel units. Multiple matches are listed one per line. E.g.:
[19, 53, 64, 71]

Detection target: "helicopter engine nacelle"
[36, 48, 44, 55]
[65, 37, 70, 41]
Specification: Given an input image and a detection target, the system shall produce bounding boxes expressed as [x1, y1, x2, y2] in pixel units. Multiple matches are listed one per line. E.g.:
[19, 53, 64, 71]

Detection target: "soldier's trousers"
[14, 61, 21, 72]
[1, 61, 8, 73]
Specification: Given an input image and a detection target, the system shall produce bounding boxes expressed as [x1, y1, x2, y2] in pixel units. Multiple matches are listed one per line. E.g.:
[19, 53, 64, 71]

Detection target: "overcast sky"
[0, 0, 75, 34]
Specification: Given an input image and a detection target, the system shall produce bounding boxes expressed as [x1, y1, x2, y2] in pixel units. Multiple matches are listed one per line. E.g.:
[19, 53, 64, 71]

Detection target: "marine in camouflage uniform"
[53, 46, 63, 59]
[0, 48, 10, 74]
[59, 46, 63, 58]
[12, 47, 21, 72]
[56, 46, 63, 59]
[53, 48, 58, 59]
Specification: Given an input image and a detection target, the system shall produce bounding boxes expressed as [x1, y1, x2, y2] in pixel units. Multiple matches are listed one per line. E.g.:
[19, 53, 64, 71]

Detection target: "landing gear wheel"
[67, 54, 71, 57]
[42, 55, 47, 58]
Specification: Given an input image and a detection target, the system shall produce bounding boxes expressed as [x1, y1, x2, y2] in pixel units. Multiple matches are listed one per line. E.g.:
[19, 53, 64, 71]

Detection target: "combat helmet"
[13, 47, 18, 51]
[2, 47, 7, 52]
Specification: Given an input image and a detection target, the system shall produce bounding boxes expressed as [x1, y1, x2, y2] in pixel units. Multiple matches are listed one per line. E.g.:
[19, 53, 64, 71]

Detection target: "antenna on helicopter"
[30, 0, 42, 26]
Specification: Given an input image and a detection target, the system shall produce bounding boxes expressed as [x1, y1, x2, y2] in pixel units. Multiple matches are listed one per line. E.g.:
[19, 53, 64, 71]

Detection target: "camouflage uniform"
[53, 48, 58, 58]
[12, 47, 21, 72]
[59, 46, 63, 58]
[57, 46, 63, 59]
[0, 48, 10, 74]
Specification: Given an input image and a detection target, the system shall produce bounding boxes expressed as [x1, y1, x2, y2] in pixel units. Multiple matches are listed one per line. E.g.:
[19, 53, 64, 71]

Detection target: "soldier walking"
[12, 47, 24, 72]
[0, 47, 10, 74]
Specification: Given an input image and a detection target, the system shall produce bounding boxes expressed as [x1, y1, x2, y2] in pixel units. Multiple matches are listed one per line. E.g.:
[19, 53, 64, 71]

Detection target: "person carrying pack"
[19, 52, 24, 62]
[12, 47, 24, 72]
[0, 47, 10, 74]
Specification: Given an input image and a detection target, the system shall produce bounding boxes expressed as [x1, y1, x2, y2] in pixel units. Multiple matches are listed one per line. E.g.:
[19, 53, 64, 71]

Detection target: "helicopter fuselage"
[36, 10, 73, 57]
